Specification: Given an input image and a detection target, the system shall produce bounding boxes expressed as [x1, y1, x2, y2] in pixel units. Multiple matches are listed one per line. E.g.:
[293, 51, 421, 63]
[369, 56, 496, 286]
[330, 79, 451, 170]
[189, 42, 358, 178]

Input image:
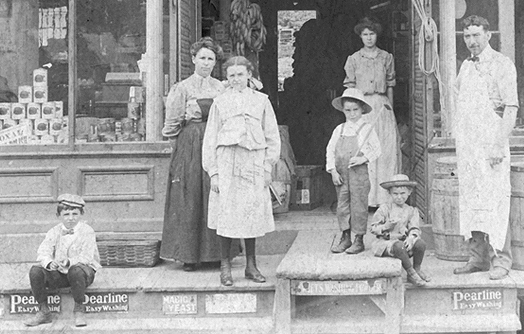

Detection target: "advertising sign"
[83, 292, 129, 313]
[452, 289, 503, 310]
[10, 294, 60, 314]
[163, 294, 197, 315]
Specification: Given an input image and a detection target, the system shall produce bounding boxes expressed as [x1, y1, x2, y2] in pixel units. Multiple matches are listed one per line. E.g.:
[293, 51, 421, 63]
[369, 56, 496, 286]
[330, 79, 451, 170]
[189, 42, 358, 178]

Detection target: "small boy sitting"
[24, 194, 101, 327]
[370, 174, 430, 287]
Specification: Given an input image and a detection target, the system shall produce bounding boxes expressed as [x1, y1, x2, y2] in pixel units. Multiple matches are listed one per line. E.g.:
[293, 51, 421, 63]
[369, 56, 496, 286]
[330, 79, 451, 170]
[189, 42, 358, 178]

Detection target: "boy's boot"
[345, 234, 364, 254]
[220, 258, 233, 286]
[413, 266, 431, 282]
[331, 229, 352, 253]
[245, 255, 266, 283]
[406, 267, 426, 287]
[24, 303, 52, 327]
[73, 302, 87, 327]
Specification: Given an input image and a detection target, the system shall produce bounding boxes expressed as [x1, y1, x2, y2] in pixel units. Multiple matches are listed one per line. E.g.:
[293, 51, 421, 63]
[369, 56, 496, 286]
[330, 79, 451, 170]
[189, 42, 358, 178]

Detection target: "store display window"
[0, 0, 164, 146]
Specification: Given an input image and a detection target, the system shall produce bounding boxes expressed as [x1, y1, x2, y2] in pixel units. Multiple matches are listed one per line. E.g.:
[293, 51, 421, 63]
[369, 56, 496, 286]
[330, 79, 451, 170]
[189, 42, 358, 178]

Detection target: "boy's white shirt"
[325, 118, 381, 172]
[37, 221, 101, 273]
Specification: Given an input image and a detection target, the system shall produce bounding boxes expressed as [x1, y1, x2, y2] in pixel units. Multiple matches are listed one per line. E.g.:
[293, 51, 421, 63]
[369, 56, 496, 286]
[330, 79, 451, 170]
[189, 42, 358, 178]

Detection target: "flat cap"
[57, 193, 85, 208]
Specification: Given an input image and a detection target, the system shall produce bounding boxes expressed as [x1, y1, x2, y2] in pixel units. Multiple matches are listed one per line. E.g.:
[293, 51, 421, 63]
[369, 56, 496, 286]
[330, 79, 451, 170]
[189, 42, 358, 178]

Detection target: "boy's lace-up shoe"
[24, 311, 52, 327]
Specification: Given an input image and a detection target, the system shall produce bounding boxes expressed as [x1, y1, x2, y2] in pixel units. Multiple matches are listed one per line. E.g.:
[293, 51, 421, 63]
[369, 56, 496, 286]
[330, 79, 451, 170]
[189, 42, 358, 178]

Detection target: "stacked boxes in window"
[290, 165, 323, 210]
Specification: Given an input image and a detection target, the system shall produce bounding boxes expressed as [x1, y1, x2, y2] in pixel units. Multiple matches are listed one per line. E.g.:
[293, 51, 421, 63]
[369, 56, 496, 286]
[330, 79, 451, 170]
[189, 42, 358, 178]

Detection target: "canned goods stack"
[0, 68, 68, 145]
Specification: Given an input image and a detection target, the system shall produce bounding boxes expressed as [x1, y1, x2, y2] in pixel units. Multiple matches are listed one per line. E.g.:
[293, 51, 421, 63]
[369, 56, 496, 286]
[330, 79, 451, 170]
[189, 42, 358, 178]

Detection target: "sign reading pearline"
[452, 289, 503, 310]
[10, 294, 60, 314]
[83, 292, 129, 313]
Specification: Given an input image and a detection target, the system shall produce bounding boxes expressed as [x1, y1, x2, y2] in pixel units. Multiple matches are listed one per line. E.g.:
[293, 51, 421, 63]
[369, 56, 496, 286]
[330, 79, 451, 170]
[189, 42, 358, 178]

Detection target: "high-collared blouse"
[202, 87, 281, 177]
[162, 73, 225, 138]
[325, 118, 381, 172]
[456, 44, 519, 110]
[37, 222, 101, 274]
[343, 48, 396, 94]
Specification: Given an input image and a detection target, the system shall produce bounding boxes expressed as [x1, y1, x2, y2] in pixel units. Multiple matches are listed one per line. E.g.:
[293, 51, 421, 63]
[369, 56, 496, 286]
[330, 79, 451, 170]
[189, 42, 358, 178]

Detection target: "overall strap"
[355, 123, 367, 136]
[339, 123, 346, 137]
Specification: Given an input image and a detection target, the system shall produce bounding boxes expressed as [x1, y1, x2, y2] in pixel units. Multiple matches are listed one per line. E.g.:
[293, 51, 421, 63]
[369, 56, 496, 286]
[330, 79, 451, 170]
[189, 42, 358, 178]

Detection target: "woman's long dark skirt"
[160, 122, 238, 263]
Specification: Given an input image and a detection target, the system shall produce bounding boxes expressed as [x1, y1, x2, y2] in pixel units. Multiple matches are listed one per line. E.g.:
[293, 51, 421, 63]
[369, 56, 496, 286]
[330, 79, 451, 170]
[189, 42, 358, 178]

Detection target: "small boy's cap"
[331, 88, 373, 114]
[57, 194, 85, 208]
[380, 174, 418, 189]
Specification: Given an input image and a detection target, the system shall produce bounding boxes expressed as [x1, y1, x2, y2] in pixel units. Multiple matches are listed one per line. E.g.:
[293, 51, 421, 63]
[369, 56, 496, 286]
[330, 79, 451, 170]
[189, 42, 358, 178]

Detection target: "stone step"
[0, 317, 274, 334]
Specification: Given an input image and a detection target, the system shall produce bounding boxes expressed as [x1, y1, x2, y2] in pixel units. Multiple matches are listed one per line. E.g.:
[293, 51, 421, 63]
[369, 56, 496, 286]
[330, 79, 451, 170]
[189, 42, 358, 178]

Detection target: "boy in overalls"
[326, 88, 381, 254]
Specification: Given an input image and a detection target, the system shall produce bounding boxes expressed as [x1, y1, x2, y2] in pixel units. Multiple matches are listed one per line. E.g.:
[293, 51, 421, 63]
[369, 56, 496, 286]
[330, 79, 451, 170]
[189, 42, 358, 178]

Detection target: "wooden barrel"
[510, 162, 524, 270]
[431, 156, 469, 261]
[271, 125, 296, 213]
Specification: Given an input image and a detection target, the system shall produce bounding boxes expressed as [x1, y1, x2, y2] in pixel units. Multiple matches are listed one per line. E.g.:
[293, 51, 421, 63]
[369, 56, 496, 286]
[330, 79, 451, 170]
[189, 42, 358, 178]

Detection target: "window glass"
[75, 0, 147, 143]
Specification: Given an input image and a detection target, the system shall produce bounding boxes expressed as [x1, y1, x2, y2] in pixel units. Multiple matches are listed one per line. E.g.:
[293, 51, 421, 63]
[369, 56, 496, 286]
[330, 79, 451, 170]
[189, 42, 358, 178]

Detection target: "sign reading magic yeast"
[83, 292, 129, 313]
[452, 289, 503, 310]
[162, 294, 197, 315]
[10, 294, 60, 314]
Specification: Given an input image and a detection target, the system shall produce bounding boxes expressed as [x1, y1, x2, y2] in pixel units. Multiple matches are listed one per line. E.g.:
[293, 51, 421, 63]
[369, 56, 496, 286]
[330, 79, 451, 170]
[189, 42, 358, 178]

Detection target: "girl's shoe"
[220, 259, 233, 286]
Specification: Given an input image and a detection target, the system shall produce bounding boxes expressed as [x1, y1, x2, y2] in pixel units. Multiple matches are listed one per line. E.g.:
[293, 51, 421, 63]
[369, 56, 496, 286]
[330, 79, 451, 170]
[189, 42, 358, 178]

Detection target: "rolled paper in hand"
[196, 98, 214, 121]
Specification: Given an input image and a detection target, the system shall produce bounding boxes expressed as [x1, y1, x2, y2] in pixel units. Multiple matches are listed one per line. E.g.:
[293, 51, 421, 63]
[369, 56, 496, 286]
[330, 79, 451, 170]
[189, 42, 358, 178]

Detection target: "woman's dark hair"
[223, 56, 255, 74]
[462, 15, 490, 32]
[354, 17, 383, 36]
[190, 37, 224, 60]
[57, 203, 84, 216]
[341, 97, 366, 109]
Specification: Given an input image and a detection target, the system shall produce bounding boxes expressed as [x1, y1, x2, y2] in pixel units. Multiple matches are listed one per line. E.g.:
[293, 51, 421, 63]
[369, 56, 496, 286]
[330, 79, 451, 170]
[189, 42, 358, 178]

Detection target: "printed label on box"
[300, 189, 310, 204]
[10, 294, 61, 314]
[83, 292, 129, 313]
[291, 280, 386, 296]
[0, 123, 32, 145]
[205, 293, 256, 314]
[162, 294, 197, 315]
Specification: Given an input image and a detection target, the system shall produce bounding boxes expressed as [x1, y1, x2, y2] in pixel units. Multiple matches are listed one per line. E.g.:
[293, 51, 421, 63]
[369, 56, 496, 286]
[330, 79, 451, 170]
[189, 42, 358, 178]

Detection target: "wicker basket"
[96, 238, 161, 267]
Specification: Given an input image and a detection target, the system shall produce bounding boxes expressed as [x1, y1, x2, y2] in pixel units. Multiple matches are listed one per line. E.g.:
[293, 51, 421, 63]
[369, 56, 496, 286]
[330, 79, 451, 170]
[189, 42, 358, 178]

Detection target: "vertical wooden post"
[384, 277, 404, 334]
[146, 0, 163, 141]
[68, 0, 77, 149]
[499, 0, 515, 62]
[219, 0, 231, 21]
[169, 1, 178, 86]
[273, 278, 291, 334]
[438, 0, 456, 138]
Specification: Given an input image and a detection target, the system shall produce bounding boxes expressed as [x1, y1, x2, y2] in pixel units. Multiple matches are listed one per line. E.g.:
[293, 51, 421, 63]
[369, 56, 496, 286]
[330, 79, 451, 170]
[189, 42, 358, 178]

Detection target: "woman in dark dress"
[160, 37, 237, 271]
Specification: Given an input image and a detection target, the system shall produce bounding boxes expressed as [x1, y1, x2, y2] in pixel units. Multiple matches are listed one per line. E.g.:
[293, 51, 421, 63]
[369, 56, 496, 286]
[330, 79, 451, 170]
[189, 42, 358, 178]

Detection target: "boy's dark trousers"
[468, 228, 512, 271]
[29, 264, 95, 307]
[388, 238, 426, 269]
[335, 164, 370, 234]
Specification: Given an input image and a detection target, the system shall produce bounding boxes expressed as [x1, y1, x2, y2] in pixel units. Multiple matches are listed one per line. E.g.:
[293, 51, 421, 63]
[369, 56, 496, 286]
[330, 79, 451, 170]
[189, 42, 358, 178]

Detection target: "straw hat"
[380, 174, 418, 189]
[331, 88, 372, 114]
[57, 194, 86, 208]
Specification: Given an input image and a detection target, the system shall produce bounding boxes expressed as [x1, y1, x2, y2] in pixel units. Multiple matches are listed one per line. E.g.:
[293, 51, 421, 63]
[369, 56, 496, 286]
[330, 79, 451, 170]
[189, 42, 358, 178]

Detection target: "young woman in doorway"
[343, 17, 401, 208]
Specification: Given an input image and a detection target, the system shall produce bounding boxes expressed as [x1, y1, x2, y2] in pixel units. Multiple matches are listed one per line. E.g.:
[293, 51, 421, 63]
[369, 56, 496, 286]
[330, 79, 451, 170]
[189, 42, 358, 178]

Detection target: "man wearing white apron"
[453, 15, 518, 280]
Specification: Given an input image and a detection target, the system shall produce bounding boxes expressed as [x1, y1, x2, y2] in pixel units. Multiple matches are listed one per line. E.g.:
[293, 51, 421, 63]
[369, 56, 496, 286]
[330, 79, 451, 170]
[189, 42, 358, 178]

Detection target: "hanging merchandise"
[411, 0, 448, 133]
[229, 0, 267, 56]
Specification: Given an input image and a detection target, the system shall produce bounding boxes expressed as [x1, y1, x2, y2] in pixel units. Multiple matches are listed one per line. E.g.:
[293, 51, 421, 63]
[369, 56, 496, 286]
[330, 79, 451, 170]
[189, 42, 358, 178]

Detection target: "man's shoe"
[24, 311, 52, 327]
[331, 230, 352, 253]
[489, 267, 509, 280]
[183, 263, 198, 272]
[74, 312, 87, 327]
[453, 263, 489, 275]
[345, 235, 364, 254]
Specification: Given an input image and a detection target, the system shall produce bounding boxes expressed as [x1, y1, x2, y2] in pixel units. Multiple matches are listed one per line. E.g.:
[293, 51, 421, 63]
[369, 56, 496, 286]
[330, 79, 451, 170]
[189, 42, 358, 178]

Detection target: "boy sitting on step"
[24, 194, 101, 327]
[370, 174, 430, 287]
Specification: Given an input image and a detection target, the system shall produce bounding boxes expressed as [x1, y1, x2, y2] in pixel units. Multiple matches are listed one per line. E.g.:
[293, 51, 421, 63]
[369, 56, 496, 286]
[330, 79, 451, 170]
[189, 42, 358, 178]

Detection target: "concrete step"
[0, 256, 282, 333]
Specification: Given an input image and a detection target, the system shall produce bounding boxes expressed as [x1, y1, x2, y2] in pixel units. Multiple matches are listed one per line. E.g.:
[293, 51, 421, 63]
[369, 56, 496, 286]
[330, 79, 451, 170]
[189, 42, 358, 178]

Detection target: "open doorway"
[275, 0, 412, 169]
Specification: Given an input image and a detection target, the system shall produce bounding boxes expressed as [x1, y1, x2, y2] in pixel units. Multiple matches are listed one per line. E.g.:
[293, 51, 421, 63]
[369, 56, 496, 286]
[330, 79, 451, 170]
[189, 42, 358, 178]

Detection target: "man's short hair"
[462, 15, 490, 31]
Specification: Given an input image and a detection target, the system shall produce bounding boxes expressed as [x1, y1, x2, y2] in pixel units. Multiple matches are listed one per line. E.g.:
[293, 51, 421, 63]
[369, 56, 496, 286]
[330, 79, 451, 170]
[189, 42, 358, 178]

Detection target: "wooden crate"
[290, 165, 323, 210]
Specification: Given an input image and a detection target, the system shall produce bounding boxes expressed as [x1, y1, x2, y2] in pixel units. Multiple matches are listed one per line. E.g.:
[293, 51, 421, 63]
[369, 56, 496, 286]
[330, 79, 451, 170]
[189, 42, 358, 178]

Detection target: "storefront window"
[75, 0, 147, 143]
[0, 0, 168, 146]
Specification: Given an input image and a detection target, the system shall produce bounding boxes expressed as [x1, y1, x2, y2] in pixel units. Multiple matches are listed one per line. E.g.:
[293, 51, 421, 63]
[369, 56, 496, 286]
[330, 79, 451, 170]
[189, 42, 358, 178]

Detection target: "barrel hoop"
[511, 191, 524, 198]
[511, 240, 524, 247]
